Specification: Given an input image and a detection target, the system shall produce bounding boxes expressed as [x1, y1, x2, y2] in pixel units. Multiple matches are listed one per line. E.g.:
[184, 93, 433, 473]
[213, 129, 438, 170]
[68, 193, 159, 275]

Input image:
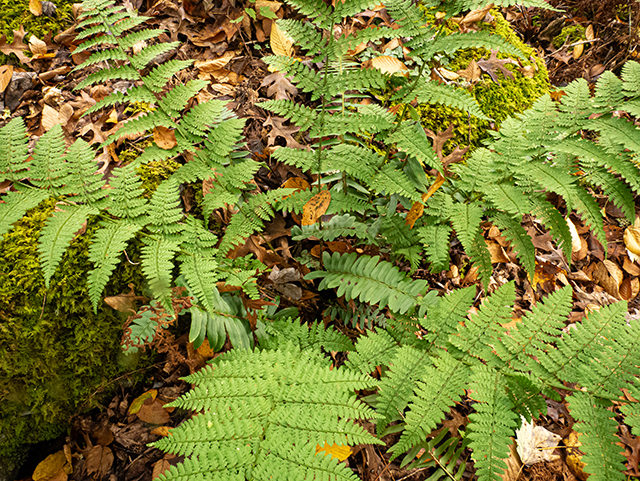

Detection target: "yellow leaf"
[30, 0, 43, 16]
[282, 176, 310, 191]
[316, 442, 352, 461]
[270, 22, 294, 57]
[33, 451, 67, 481]
[0, 65, 13, 93]
[301, 189, 331, 226]
[367, 55, 408, 75]
[128, 389, 157, 415]
[405, 172, 445, 229]
[624, 219, 640, 263]
[572, 43, 583, 60]
[585, 24, 594, 41]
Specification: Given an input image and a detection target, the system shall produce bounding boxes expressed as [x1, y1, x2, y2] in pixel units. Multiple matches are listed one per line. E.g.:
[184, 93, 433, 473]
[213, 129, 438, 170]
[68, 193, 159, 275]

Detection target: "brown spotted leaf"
[301, 190, 331, 226]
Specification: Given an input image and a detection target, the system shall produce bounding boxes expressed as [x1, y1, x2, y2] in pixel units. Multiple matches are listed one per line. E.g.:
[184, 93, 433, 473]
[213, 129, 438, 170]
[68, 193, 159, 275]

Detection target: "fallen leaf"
[282, 176, 310, 191]
[499, 439, 523, 481]
[585, 24, 594, 41]
[564, 431, 589, 481]
[151, 426, 172, 437]
[316, 442, 352, 461]
[41, 104, 65, 131]
[153, 126, 177, 150]
[30, 0, 43, 15]
[270, 22, 294, 57]
[194, 51, 237, 71]
[302, 189, 331, 226]
[0, 65, 13, 93]
[405, 172, 445, 228]
[477, 49, 519, 84]
[33, 451, 68, 481]
[624, 219, 640, 263]
[128, 389, 158, 415]
[261, 71, 298, 100]
[486, 240, 510, 264]
[573, 43, 583, 60]
[85, 445, 114, 478]
[29, 34, 47, 56]
[264, 116, 305, 149]
[460, 3, 493, 27]
[152, 458, 172, 480]
[367, 55, 409, 75]
[515, 416, 561, 466]
[457, 59, 481, 82]
[137, 398, 171, 424]
[0, 27, 31, 64]
[437, 67, 459, 80]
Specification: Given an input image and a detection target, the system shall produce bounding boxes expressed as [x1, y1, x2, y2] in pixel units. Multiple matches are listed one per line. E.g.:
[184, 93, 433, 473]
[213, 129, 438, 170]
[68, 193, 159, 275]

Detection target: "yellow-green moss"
[552, 24, 585, 49]
[0, 199, 147, 474]
[414, 11, 550, 155]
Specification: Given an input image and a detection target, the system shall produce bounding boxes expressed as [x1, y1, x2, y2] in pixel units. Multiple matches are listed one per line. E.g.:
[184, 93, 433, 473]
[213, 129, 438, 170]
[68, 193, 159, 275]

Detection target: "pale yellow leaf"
[566, 217, 581, 253]
[302, 190, 331, 226]
[438, 67, 459, 80]
[368, 55, 408, 75]
[0, 65, 13, 93]
[29, 34, 47, 55]
[572, 43, 583, 60]
[585, 24, 594, 41]
[270, 22, 294, 57]
[624, 221, 640, 263]
[41, 104, 64, 131]
[29, 0, 43, 16]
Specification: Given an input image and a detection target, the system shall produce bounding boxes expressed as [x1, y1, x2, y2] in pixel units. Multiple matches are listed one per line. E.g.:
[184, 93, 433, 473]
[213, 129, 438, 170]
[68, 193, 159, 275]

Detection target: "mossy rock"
[415, 10, 550, 155]
[0, 0, 74, 41]
[0, 199, 147, 478]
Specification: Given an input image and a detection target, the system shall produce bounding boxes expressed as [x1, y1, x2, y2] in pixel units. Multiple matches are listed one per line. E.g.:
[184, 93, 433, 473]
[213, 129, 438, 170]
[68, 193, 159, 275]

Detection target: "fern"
[153, 346, 383, 481]
[0, 117, 30, 183]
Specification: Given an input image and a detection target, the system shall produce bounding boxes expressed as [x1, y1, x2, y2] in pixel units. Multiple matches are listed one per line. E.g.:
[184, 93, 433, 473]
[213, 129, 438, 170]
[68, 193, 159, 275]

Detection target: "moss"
[413, 11, 550, 155]
[136, 159, 180, 198]
[0, 198, 147, 473]
[552, 24, 586, 49]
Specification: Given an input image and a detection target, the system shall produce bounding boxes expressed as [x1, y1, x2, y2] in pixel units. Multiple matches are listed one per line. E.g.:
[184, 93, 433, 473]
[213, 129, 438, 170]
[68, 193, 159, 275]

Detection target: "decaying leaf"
[367, 55, 409, 75]
[0, 65, 13, 93]
[316, 442, 352, 461]
[499, 439, 523, 481]
[85, 445, 114, 478]
[270, 22, 294, 57]
[459, 3, 493, 27]
[128, 389, 158, 415]
[153, 126, 178, 150]
[457, 59, 481, 82]
[302, 189, 331, 226]
[137, 397, 171, 424]
[261, 71, 298, 100]
[585, 24, 594, 41]
[264, 116, 305, 149]
[406, 172, 445, 229]
[29, 34, 47, 56]
[515, 416, 561, 466]
[573, 43, 583, 60]
[477, 49, 519, 84]
[29, 0, 43, 16]
[32, 450, 71, 481]
[0, 27, 31, 64]
[624, 218, 640, 263]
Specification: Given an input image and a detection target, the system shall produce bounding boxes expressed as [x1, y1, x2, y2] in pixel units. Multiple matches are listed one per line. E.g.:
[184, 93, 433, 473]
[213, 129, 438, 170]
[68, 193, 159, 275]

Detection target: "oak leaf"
[261, 71, 298, 100]
[264, 116, 305, 149]
[477, 49, 519, 84]
[0, 27, 31, 65]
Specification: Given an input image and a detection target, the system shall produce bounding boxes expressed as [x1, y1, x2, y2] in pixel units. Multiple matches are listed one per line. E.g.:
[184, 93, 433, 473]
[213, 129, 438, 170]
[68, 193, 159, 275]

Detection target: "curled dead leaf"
[0, 65, 13, 93]
[624, 221, 640, 263]
[366, 55, 409, 75]
[585, 24, 594, 41]
[29, 34, 47, 56]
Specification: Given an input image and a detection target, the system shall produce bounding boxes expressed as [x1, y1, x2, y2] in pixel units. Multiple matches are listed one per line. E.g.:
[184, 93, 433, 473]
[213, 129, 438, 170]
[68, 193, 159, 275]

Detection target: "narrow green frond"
[141, 238, 180, 312]
[75, 65, 140, 91]
[388, 121, 442, 172]
[411, 81, 489, 120]
[413, 31, 527, 62]
[418, 219, 452, 274]
[145, 179, 184, 238]
[64, 139, 108, 207]
[30, 124, 68, 194]
[0, 189, 51, 238]
[144, 59, 194, 93]
[0, 117, 30, 183]
[108, 164, 148, 221]
[130, 42, 181, 71]
[39, 204, 98, 288]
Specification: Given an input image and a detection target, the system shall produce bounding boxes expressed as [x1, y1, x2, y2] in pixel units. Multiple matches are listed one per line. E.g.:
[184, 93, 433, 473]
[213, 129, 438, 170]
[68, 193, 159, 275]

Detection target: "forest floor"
[5, 0, 640, 479]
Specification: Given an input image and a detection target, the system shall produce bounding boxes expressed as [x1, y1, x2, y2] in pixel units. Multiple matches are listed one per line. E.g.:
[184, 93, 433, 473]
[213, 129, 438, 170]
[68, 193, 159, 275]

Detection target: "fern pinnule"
[388, 122, 442, 173]
[141, 238, 180, 312]
[145, 179, 184, 239]
[291, 213, 370, 241]
[345, 328, 398, 374]
[420, 285, 476, 349]
[88, 221, 142, 312]
[418, 218, 452, 274]
[261, 317, 354, 352]
[0, 117, 29, 183]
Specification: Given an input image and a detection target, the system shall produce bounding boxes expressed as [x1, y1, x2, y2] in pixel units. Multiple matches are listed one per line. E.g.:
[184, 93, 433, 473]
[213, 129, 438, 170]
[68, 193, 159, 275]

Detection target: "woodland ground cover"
[1, 0, 640, 480]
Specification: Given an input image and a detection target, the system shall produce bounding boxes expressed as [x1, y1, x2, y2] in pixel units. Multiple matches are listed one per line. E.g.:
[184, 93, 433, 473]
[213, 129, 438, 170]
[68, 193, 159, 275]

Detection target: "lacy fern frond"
[0, 117, 30, 183]
[38, 204, 98, 288]
[153, 346, 382, 481]
[30, 124, 68, 194]
[145, 179, 184, 239]
[0, 189, 51, 238]
[107, 164, 148, 222]
[88, 221, 142, 312]
[418, 218, 452, 273]
[261, 317, 354, 353]
[64, 139, 108, 207]
[291, 214, 371, 241]
[141, 238, 180, 312]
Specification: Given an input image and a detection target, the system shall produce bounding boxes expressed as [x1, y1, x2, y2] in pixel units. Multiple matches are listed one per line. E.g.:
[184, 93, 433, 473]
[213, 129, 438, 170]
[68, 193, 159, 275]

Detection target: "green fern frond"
[388, 121, 442, 172]
[87, 221, 142, 312]
[107, 164, 148, 222]
[401, 429, 469, 479]
[410, 81, 489, 121]
[421, 285, 476, 349]
[262, 317, 354, 353]
[346, 328, 398, 374]
[372, 164, 421, 201]
[291, 213, 370, 241]
[621, 60, 640, 96]
[276, 19, 325, 56]
[130, 42, 181, 71]
[75, 65, 140, 91]
[86, 86, 158, 115]
[529, 197, 572, 262]
[448, 202, 484, 252]
[153, 346, 382, 481]
[592, 116, 640, 157]
[414, 31, 527, 62]
[179, 100, 231, 137]
[418, 219, 452, 274]
[38, 204, 98, 288]
[593, 71, 625, 112]
[556, 78, 593, 132]
[568, 393, 626, 481]
[145, 59, 194, 93]
[0, 117, 30, 183]
[178, 217, 220, 316]
[307, 251, 430, 314]
[64, 139, 108, 207]
[141, 238, 180, 312]
[391, 350, 469, 459]
[30, 124, 68, 194]
[145, 179, 184, 239]
[467, 366, 519, 481]
[0, 189, 51, 238]
[261, 99, 318, 131]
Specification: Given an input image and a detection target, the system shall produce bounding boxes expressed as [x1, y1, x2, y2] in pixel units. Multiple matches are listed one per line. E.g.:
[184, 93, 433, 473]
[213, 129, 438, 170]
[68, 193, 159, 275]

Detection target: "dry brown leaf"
[302, 190, 331, 226]
[602, 259, 624, 288]
[33, 451, 69, 481]
[457, 59, 481, 82]
[195, 51, 238, 71]
[264, 116, 305, 149]
[151, 426, 172, 437]
[572, 43, 583, 60]
[255, 0, 282, 14]
[128, 389, 157, 415]
[29, 34, 47, 56]
[30, 0, 43, 15]
[282, 176, 310, 191]
[460, 3, 494, 26]
[406, 172, 445, 229]
[486, 240, 510, 264]
[137, 398, 171, 424]
[260, 71, 298, 100]
[152, 458, 172, 480]
[585, 24, 594, 41]
[270, 22, 294, 57]
[86, 445, 114, 478]
[0, 27, 31, 64]
[499, 440, 522, 481]
[0, 65, 13, 93]
[624, 220, 640, 263]
[367, 55, 408, 75]
[153, 126, 177, 150]
[438, 67, 459, 80]
[477, 49, 519, 84]
[622, 256, 640, 276]
[41, 104, 64, 131]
